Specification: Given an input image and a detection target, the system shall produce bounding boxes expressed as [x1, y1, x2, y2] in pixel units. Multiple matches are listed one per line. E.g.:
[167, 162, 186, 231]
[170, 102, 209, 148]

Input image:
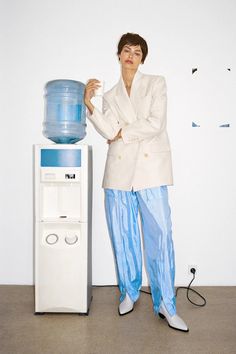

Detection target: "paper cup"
[95, 81, 105, 96]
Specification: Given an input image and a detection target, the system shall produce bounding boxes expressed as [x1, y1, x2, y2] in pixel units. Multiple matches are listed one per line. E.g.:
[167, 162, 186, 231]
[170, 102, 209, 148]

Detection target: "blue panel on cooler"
[41, 149, 81, 167]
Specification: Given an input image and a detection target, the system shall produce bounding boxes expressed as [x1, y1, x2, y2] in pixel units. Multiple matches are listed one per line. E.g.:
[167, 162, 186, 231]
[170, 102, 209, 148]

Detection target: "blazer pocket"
[144, 142, 171, 153]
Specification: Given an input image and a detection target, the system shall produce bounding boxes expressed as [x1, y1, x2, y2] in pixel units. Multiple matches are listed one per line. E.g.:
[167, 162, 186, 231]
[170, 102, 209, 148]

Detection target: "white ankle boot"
[159, 301, 189, 332]
[118, 293, 134, 316]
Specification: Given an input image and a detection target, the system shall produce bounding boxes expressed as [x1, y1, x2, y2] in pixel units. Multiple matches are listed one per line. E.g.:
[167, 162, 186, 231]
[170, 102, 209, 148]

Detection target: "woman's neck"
[122, 68, 137, 88]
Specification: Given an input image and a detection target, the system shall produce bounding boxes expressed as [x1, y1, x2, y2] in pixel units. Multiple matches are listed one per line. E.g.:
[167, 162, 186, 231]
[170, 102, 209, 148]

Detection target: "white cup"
[94, 80, 105, 96]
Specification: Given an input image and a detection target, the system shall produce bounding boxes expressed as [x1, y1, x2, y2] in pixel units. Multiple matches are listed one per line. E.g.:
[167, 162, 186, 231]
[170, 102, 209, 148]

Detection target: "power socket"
[188, 265, 197, 275]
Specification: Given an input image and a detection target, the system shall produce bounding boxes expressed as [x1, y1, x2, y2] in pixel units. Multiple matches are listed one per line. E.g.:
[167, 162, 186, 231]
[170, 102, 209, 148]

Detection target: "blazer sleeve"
[86, 97, 121, 140]
[121, 76, 167, 144]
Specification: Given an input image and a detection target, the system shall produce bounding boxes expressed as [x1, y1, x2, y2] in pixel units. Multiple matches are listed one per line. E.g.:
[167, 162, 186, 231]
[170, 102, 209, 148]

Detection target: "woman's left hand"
[107, 129, 122, 144]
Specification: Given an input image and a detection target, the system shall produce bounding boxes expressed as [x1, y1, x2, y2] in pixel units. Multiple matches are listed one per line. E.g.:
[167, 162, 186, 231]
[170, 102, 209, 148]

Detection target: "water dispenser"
[34, 144, 92, 314]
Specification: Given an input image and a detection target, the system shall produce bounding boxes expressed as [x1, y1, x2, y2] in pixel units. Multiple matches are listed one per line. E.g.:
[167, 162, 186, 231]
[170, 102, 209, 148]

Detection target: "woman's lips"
[125, 60, 133, 64]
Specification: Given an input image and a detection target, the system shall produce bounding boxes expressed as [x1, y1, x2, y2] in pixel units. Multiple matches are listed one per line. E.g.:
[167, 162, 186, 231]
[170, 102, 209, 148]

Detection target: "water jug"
[43, 80, 86, 144]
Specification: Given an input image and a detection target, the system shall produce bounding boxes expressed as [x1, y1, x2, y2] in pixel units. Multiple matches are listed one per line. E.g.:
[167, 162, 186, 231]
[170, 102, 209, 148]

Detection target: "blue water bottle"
[43, 79, 86, 144]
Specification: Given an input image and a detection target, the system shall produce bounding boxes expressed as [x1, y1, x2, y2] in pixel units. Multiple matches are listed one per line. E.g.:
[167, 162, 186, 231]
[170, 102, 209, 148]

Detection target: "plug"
[190, 267, 196, 274]
[188, 265, 197, 275]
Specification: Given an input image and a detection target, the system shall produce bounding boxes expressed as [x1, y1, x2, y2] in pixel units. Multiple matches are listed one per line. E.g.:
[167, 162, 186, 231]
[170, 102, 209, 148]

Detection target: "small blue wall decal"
[219, 123, 230, 128]
[192, 122, 200, 127]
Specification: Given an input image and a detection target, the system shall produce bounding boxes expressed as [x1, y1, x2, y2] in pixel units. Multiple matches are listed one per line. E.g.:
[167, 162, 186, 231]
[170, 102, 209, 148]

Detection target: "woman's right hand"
[84, 79, 101, 105]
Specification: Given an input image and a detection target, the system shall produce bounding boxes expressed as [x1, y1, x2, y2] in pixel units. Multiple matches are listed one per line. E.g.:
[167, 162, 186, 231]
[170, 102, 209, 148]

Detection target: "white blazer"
[87, 70, 173, 191]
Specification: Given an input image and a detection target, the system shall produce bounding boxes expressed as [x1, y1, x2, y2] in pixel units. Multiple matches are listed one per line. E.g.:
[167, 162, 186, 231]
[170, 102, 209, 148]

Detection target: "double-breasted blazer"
[87, 70, 173, 191]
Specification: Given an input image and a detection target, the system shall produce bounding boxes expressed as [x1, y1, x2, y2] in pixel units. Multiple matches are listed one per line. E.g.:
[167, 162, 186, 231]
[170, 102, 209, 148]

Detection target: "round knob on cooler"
[46, 233, 59, 245]
[65, 235, 78, 245]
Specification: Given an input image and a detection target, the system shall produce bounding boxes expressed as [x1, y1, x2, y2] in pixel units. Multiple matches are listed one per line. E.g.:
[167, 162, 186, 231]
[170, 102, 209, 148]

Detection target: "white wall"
[0, 0, 235, 286]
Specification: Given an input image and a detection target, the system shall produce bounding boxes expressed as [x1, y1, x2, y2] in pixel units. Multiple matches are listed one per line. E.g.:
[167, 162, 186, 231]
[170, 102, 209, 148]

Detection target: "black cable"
[141, 268, 207, 307]
[175, 270, 206, 307]
[140, 288, 152, 295]
[93, 285, 118, 288]
[93, 269, 207, 308]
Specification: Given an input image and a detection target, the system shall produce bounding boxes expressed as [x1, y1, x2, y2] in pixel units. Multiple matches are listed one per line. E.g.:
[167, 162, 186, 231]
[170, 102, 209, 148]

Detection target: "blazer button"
[144, 153, 148, 157]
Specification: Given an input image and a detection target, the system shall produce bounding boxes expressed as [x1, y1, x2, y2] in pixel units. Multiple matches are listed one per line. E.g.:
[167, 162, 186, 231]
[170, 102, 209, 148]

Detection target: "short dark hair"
[117, 33, 148, 64]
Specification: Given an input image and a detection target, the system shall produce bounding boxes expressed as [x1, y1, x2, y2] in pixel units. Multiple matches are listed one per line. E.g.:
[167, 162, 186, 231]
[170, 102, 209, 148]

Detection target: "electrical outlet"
[188, 265, 197, 275]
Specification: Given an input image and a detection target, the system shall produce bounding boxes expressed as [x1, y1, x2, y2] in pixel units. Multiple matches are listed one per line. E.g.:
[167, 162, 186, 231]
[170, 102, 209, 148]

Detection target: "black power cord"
[140, 267, 207, 307]
[175, 267, 206, 307]
[94, 268, 207, 307]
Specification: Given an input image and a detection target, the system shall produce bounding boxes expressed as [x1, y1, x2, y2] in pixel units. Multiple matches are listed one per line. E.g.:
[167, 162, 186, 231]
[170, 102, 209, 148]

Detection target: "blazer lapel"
[114, 70, 144, 124]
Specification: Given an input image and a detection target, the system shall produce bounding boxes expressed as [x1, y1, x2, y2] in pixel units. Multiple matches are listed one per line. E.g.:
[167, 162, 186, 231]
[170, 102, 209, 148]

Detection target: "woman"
[84, 33, 189, 332]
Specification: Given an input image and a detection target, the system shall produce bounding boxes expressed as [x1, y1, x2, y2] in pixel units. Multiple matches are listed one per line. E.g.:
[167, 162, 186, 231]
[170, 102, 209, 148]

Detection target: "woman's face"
[119, 44, 143, 70]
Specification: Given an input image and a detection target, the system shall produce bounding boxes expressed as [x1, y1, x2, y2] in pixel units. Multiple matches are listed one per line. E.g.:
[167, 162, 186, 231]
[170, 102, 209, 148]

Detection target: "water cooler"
[34, 80, 92, 314]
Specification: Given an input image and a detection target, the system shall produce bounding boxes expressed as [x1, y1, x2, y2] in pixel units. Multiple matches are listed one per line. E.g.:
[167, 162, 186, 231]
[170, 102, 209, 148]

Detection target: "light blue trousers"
[104, 186, 176, 316]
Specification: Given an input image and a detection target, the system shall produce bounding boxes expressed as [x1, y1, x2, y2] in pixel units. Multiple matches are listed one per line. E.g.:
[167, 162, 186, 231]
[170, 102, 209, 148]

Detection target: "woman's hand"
[107, 129, 122, 144]
[84, 79, 101, 115]
[84, 79, 101, 104]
